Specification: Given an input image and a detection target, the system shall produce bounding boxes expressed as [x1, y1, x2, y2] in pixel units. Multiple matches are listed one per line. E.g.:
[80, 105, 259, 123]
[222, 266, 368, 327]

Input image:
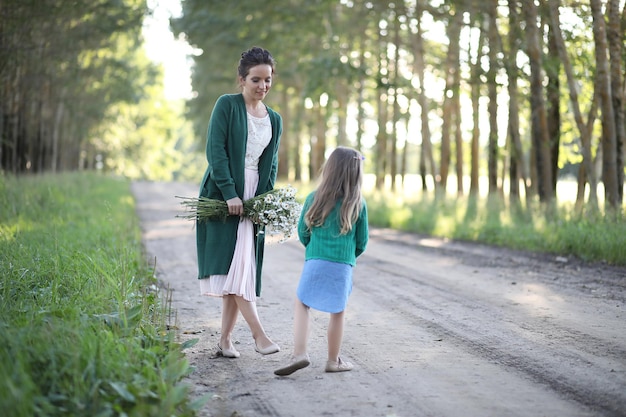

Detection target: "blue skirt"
[296, 259, 353, 313]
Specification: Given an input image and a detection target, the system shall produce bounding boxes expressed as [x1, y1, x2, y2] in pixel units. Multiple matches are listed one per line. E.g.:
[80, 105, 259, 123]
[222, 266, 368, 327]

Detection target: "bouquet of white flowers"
[177, 186, 302, 242]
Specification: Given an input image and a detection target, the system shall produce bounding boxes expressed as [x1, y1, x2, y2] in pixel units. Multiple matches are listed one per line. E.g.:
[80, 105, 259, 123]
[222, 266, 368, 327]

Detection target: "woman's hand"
[226, 197, 244, 216]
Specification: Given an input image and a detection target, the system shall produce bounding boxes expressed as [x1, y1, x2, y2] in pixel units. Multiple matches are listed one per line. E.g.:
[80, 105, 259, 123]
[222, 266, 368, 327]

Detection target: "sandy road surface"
[131, 181, 626, 417]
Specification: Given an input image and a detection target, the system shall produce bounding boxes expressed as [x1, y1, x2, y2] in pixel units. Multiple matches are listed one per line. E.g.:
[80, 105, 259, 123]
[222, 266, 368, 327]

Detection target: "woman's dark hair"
[238, 47, 276, 79]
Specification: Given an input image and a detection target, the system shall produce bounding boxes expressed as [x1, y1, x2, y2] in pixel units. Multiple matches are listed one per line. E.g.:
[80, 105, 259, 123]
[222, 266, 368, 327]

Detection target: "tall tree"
[0, 0, 150, 175]
[606, 0, 625, 205]
[590, 0, 620, 209]
[487, 2, 499, 195]
[506, 0, 530, 204]
[468, 11, 485, 196]
[438, 7, 463, 194]
[547, 0, 599, 209]
[411, 4, 437, 191]
[389, 9, 401, 191]
[523, 0, 554, 203]
[544, 7, 561, 195]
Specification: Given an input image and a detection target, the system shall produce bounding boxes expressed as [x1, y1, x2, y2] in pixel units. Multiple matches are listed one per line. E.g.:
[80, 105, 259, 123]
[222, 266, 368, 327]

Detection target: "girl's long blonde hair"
[304, 146, 364, 235]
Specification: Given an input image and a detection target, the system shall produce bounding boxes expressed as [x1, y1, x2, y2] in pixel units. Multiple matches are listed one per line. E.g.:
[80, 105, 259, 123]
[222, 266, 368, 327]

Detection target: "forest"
[1, 0, 625, 213]
[3, 2, 625, 415]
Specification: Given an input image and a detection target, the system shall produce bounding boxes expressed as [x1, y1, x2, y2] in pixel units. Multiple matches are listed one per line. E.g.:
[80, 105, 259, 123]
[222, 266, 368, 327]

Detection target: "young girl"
[274, 146, 369, 376]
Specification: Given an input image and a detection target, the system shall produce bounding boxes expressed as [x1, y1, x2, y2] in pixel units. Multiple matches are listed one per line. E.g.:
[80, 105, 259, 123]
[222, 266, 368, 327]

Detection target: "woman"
[196, 46, 281, 358]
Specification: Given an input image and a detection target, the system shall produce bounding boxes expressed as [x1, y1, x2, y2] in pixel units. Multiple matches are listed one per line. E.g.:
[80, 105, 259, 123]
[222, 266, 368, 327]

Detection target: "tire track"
[353, 249, 626, 417]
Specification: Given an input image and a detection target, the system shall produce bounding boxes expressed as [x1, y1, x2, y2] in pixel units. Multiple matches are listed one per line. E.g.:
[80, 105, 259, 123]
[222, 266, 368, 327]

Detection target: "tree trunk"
[278, 89, 290, 180]
[590, 0, 619, 209]
[309, 104, 326, 180]
[452, 9, 464, 196]
[507, 0, 530, 204]
[523, 0, 554, 203]
[51, 101, 65, 173]
[607, 0, 625, 205]
[469, 12, 484, 196]
[547, 0, 598, 209]
[413, 9, 435, 192]
[454, 76, 463, 195]
[293, 98, 304, 182]
[375, 89, 388, 190]
[335, 78, 348, 147]
[487, 8, 499, 195]
[439, 9, 463, 194]
[545, 12, 561, 195]
[575, 95, 599, 210]
[401, 118, 409, 189]
[375, 30, 389, 190]
[356, 48, 366, 152]
[390, 13, 401, 192]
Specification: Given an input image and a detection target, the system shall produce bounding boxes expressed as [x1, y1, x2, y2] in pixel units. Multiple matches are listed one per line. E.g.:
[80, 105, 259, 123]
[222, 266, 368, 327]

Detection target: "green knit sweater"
[297, 192, 369, 266]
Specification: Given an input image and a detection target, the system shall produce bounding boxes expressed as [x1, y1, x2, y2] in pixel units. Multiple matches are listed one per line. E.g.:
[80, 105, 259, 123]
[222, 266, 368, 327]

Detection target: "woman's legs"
[327, 310, 345, 362]
[233, 295, 277, 350]
[220, 295, 239, 351]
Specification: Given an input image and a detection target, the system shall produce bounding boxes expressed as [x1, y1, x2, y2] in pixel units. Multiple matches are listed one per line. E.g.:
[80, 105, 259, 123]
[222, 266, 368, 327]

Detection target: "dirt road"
[131, 181, 626, 417]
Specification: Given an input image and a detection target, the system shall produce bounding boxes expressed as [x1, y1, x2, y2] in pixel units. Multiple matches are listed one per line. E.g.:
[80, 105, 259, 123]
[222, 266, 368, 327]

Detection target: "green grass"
[0, 173, 204, 417]
[363, 188, 626, 266]
[285, 180, 625, 265]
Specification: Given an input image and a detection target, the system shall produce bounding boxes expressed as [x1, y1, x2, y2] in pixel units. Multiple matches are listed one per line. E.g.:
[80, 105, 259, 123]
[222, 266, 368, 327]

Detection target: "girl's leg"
[325, 310, 353, 372]
[327, 310, 345, 362]
[293, 299, 310, 357]
[273, 299, 311, 376]
[233, 295, 277, 350]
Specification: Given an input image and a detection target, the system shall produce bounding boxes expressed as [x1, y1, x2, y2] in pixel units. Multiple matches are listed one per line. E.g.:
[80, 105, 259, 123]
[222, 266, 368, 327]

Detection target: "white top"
[245, 113, 272, 169]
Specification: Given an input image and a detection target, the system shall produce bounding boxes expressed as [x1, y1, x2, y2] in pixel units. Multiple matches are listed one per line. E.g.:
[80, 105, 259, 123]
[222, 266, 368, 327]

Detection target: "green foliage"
[171, 0, 383, 143]
[364, 187, 626, 266]
[0, 173, 202, 417]
[0, 0, 165, 174]
[168, 0, 618, 208]
[78, 26, 207, 181]
[97, 92, 204, 181]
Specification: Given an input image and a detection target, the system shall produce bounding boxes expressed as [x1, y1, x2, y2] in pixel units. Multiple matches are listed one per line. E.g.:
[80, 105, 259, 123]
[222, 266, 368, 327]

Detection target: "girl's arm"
[297, 194, 313, 246]
[355, 201, 369, 257]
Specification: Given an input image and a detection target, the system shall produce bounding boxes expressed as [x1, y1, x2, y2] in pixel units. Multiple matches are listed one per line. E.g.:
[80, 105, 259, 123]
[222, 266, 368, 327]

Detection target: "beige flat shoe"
[217, 343, 240, 358]
[325, 357, 353, 373]
[274, 354, 311, 376]
[255, 342, 280, 355]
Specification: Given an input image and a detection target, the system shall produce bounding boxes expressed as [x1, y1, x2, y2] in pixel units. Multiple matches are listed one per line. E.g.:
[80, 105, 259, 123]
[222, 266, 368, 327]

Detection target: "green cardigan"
[196, 93, 282, 296]
[297, 192, 369, 266]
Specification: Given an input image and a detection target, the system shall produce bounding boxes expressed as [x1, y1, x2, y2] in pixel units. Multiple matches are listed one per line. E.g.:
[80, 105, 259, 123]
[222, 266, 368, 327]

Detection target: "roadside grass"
[0, 173, 203, 417]
[284, 180, 625, 266]
[364, 188, 626, 266]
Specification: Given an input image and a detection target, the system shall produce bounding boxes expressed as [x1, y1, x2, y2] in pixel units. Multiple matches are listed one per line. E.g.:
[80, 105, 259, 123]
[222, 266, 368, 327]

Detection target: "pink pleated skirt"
[199, 168, 259, 301]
